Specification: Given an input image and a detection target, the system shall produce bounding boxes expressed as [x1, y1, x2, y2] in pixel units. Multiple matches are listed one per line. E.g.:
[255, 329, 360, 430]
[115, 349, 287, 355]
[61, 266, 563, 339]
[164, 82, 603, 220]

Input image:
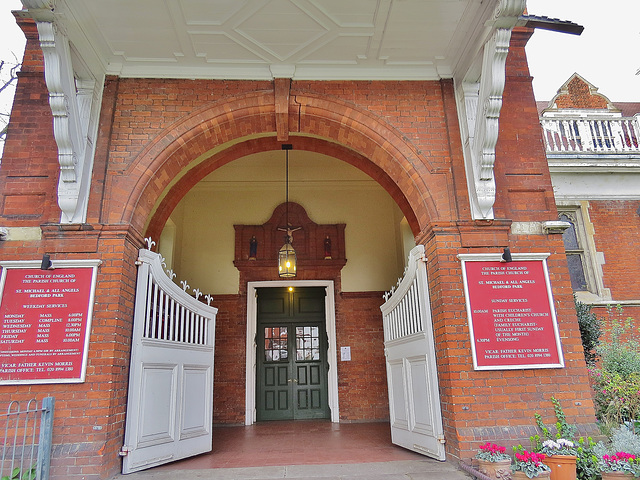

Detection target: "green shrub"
[590, 370, 640, 426]
[590, 308, 640, 429]
[575, 437, 600, 480]
[610, 423, 640, 455]
[534, 396, 577, 441]
[533, 398, 596, 480]
[597, 311, 640, 376]
[575, 298, 601, 365]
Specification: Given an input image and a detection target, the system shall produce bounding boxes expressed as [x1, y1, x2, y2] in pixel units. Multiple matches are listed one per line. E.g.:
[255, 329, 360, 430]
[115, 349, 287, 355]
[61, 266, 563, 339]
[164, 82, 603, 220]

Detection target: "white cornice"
[106, 64, 445, 81]
[551, 169, 640, 201]
[548, 158, 640, 173]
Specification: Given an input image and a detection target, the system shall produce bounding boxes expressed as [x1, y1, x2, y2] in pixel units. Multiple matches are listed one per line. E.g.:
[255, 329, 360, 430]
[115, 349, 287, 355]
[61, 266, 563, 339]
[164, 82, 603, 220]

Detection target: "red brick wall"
[98, 78, 450, 235]
[0, 17, 59, 227]
[211, 294, 246, 424]
[420, 232, 595, 459]
[0, 227, 141, 480]
[0, 20, 140, 478]
[336, 292, 388, 421]
[494, 28, 557, 222]
[587, 200, 640, 346]
[554, 75, 609, 110]
[587, 200, 640, 301]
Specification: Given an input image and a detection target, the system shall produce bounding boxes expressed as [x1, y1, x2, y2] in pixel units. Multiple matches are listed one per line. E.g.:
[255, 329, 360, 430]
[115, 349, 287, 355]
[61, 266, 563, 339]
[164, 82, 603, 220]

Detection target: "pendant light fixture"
[278, 144, 297, 277]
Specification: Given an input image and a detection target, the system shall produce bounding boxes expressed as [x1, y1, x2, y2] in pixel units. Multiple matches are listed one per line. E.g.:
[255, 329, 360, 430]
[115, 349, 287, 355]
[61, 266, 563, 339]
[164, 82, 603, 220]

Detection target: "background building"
[540, 73, 640, 322]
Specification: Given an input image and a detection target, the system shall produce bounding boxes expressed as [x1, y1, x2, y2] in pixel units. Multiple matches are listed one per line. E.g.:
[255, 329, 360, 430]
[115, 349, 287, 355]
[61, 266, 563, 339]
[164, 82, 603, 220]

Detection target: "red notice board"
[460, 254, 564, 370]
[0, 260, 100, 384]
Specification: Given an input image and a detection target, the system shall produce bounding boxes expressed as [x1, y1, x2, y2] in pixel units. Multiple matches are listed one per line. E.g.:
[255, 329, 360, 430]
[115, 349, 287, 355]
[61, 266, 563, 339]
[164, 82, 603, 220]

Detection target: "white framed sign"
[459, 253, 564, 371]
[0, 259, 101, 384]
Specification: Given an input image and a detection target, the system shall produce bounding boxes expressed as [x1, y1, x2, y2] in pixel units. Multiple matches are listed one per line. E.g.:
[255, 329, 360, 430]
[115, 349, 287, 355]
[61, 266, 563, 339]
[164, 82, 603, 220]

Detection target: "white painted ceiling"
[46, 0, 500, 80]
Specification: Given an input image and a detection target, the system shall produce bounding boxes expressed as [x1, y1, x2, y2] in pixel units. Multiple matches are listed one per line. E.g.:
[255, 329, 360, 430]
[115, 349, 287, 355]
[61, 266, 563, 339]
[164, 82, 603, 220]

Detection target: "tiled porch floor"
[155, 420, 425, 470]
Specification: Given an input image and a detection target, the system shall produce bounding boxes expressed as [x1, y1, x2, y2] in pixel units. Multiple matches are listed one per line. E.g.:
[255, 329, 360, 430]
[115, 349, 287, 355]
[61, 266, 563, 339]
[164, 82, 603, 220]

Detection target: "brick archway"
[114, 89, 445, 236]
[144, 136, 420, 242]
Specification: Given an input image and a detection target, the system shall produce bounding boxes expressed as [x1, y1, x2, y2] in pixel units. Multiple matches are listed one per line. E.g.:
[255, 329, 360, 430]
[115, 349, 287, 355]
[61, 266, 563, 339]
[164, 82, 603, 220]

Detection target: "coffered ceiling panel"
[42, 0, 500, 80]
[309, 0, 378, 28]
[179, 0, 247, 26]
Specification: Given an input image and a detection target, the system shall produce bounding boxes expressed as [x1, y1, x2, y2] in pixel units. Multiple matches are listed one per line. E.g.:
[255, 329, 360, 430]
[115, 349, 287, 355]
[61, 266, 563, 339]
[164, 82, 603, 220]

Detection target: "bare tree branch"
[0, 60, 20, 96]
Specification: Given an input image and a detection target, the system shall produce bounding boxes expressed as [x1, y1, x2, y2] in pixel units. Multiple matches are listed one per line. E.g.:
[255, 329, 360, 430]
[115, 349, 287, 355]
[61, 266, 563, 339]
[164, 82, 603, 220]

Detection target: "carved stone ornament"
[458, 0, 526, 220]
[23, 0, 102, 224]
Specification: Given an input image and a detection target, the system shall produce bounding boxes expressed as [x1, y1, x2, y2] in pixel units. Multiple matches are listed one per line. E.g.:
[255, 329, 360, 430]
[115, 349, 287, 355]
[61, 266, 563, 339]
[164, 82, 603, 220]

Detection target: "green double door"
[256, 287, 330, 421]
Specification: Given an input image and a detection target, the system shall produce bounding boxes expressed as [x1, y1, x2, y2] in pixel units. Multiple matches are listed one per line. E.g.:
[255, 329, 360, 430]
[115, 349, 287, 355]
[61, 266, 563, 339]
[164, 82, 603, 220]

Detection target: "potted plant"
[540, 439, 577, 480]
[599, 452, 639, 479]
[475, 442, 512, 480]
[512, 448, 551, 479]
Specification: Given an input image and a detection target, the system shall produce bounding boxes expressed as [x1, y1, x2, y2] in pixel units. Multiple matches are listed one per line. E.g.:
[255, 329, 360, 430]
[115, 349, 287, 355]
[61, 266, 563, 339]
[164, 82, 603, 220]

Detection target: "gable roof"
[541, 73, 620, 113]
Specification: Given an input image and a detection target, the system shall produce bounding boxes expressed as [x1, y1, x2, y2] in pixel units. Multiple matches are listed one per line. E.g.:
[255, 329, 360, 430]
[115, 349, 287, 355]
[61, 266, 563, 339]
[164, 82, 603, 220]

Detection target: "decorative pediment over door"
[234, 203, 346, 281]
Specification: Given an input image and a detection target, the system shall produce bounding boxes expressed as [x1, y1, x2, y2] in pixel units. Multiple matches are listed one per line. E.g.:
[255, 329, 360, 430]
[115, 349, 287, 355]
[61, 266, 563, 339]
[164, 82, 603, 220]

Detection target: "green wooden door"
[256, 287, 330, 421]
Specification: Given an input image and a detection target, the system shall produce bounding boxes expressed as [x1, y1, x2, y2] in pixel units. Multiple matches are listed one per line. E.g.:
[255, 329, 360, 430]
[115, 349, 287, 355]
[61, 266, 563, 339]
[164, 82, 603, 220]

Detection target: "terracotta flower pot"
[601, 472, 634, 480]
[477, 458, 513, 480]
[542, 455, 577, 480]
[513, 470, 551, 479]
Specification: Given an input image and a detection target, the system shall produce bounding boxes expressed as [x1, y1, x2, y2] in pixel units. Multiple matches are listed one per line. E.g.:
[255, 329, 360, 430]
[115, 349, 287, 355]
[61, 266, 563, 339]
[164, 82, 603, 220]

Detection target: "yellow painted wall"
[160, 151, 415, 294]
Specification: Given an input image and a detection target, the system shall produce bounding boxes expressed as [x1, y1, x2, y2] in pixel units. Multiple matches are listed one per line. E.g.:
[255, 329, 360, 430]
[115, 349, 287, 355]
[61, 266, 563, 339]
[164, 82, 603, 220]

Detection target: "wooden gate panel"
[122, 248, 217, 474]
[381, 245, 446, 461]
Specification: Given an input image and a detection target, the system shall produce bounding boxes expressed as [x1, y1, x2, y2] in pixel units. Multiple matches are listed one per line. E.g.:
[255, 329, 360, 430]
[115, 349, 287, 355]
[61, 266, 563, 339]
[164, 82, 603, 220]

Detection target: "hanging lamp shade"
[278, 237, 297, 277]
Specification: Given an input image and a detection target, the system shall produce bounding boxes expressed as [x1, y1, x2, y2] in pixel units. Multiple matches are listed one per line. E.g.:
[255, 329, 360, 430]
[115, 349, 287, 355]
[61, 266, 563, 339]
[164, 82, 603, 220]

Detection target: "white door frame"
[245, 280, 339, 425]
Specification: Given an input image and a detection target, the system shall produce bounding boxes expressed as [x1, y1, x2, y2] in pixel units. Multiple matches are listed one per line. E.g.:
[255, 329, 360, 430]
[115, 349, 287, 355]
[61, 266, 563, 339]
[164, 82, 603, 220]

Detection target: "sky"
[525, 0, 640, 103]
[0, 0, 639, 129]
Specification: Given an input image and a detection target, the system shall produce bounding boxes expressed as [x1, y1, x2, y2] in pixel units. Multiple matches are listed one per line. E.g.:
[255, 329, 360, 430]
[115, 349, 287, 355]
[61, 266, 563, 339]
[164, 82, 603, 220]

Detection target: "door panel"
[387, 360, 408, 429]
[138, 365, 177, 447]
[407, 358, 436, 436]
[181, 367, 212, 439]
[258, 326, 293, 419]
[256, 288, 329, 421]
[292, 324, 328, 419]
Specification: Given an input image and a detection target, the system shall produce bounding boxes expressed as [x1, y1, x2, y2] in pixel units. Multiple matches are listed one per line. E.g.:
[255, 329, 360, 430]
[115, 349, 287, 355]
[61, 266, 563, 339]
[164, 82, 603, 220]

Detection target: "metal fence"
[0, 397, 54, 480]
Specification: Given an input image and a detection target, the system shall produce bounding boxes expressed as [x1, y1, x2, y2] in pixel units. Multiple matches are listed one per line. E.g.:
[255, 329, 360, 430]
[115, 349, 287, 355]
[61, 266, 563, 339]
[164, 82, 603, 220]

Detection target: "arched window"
[559, 212, 588, 291]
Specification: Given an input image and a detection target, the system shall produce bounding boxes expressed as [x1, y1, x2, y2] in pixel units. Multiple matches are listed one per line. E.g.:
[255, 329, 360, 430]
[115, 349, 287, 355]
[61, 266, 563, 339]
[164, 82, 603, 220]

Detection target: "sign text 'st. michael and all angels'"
[0, 259, 100, 384]
[460, 253, 564, 370]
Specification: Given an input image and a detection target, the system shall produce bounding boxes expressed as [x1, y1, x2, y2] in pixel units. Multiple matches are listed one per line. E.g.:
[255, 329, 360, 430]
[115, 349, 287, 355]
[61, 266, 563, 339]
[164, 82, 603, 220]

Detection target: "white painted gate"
[380, 245, 446, 460]
[122, 248, 217, 474]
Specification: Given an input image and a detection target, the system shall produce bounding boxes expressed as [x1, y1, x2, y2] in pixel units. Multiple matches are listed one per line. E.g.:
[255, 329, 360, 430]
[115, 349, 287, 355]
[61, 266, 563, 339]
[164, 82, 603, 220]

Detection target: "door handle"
[288, 379, 298, 383]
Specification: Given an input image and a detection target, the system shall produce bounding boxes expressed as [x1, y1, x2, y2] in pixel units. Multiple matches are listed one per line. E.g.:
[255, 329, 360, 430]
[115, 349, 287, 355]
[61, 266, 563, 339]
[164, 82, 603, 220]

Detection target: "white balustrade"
[541, 117, 640, 154]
